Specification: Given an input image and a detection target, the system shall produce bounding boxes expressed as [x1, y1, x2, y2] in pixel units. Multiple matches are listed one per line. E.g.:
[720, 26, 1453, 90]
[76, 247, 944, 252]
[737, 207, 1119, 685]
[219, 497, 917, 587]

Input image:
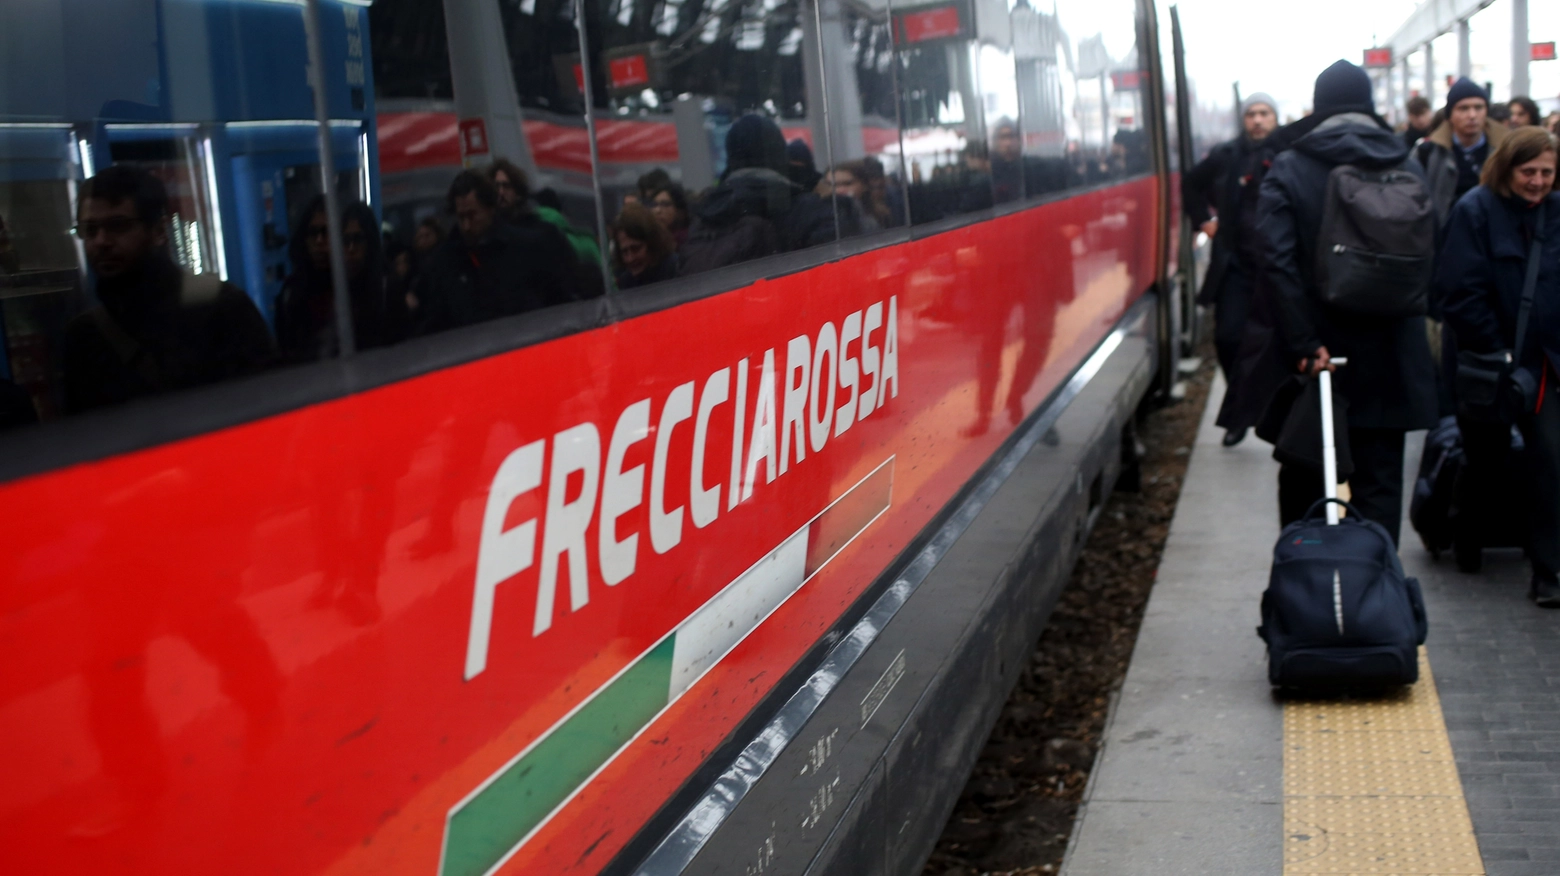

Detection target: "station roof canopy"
[1386, 0, 1497, 55]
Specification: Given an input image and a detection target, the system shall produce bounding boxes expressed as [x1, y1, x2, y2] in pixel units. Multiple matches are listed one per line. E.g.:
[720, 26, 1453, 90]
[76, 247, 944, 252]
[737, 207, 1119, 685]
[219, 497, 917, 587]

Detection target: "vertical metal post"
[302, 0, 356, 356]
[572, 0, 613, 292]
[1512, 0, 1530, 97]
[1423, 41, 1436, 107]
[1457, 19, 1471, 78]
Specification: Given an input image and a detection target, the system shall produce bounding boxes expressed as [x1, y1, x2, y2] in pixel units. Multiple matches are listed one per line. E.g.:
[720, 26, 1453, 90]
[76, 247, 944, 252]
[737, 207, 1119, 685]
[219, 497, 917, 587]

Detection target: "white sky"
[1174, 0, 1560, 123]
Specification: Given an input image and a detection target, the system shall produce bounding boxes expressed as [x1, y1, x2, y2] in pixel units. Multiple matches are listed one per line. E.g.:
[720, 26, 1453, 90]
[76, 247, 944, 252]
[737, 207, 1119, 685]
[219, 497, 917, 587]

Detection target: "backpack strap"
[87, 307, 167, 392]
[1513, 203, 1546, 370]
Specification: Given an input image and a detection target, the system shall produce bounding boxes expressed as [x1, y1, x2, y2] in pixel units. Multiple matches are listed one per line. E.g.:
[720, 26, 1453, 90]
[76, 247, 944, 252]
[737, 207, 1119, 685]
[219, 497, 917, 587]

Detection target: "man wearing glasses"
[63, 165, 273, 414]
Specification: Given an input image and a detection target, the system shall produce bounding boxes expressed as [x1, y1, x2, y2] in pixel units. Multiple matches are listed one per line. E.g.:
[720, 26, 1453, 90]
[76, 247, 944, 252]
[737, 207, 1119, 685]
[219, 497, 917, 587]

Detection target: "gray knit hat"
[1241, 92, 1277, 116]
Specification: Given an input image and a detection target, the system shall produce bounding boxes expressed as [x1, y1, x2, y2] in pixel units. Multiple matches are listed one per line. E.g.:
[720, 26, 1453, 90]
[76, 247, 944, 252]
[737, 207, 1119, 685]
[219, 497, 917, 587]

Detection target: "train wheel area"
[923, 354, 1217, 875]
[1028, 371, 1556, 876]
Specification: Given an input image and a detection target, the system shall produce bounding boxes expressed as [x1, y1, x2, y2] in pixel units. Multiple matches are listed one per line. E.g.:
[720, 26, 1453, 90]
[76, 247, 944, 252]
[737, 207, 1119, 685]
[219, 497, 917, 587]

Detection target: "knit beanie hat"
[1241, 92, 1277, 116]
[1312, 60, 1374, 116]
[724, 115, 788, 177]
[1444, 77, 1488, 114]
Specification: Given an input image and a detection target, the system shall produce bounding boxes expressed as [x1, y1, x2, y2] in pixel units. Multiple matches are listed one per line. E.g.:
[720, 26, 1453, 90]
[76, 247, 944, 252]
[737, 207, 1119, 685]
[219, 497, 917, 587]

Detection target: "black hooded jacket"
[1254, 111, 1438, 429]
[1182, 135, 1271, 304]
[679, 116, 837, 275]
[63, 253, 274, 414]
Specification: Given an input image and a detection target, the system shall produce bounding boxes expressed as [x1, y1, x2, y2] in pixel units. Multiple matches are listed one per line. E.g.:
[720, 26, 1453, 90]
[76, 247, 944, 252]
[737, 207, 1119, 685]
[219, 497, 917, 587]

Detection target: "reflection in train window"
[1054, 0, 1148, 183]
[820, 0, 909, 235]
[583, 0, 840, 280]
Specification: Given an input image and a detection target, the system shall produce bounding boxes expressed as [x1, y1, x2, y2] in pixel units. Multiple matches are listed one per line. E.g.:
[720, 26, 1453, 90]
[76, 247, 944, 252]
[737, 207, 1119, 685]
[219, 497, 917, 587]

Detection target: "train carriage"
[0, 0, 1227, 872]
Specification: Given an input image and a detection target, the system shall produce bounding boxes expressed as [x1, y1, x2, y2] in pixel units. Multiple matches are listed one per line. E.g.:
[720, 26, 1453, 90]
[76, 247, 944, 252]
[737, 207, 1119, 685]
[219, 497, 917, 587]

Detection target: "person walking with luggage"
[1256, 60, 1439, 544]
[1184, 91, 1278, 447]
[1415, 78, 1508, 226]
[1436, 127, 1560, 604]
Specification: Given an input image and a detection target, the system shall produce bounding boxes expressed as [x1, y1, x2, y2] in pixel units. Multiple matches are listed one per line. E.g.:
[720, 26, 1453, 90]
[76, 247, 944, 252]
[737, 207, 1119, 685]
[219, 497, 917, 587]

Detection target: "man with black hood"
[679, 116, 837, 275]
[1254, 60, 1438, 543]
[1186, 91, 1278, 446]
[63, 165, 274, 414]
[1415, 77, 1508, 225]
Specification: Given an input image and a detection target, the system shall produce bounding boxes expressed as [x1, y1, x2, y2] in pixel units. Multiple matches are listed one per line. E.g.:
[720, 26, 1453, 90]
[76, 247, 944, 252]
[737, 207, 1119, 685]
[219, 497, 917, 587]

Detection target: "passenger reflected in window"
[276, 197, 409, 363]
[645, 183, 691, 252]
[0, 378, 38, 429]
[860, 157, 907, 227]
[786, 140, 826, 195]
[637, 169, 673, 204]
[990, 120, 1026, 204]
[416, 171, 581, 334]
[830, 161, 890, 233]
[63, 166, 274, 415]
[1111, 128, 1151, 176]
[0, 213, 19, 274]
[611, 204, 680, 290]
[489, 158, 605, 299]
[680, 116, 839, 276]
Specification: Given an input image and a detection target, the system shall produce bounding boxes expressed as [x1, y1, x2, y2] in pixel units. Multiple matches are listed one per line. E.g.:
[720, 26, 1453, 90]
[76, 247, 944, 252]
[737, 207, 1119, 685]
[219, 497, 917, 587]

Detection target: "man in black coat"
[679, 116, 838, 275]
[1253, 60, 1439, 544]
[64, 165, 274, 414]
[417, 170, 580, 334]
[1183, 90, 1277, 446]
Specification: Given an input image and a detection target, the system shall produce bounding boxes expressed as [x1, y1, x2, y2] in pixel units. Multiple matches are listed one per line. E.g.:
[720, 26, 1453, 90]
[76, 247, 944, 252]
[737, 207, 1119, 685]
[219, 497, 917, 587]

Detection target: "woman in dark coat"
[1437, 126, 1560, 604]
[611, 203, 680, 290]
[276, 196, 409, 361]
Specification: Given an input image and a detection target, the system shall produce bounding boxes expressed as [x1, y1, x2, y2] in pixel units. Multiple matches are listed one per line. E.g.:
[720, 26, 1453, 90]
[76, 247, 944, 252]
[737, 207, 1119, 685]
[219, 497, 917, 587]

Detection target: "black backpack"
[1314, 163, 1435, 317]
[1258, 498, 1428, 690]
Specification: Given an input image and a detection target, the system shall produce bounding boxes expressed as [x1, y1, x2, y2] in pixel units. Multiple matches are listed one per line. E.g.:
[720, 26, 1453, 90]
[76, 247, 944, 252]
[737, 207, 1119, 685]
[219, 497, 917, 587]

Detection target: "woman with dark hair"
[1437, 126, 1560, 604]
[611, 203, 679, 289]
[1509, 96, 1543, 129]
[276, 196, 409, 361]
[830, 160, 890, 231]
[645, 182, 691, 249]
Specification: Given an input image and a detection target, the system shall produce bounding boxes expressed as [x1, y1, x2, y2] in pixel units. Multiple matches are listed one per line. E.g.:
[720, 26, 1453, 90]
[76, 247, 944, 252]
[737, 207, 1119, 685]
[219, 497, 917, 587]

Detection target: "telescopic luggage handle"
[1319, 358, 1348, 525]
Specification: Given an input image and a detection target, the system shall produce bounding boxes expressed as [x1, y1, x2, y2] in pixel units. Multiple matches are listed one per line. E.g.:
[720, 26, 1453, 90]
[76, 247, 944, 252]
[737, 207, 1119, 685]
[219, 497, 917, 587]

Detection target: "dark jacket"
[64, 254, 275, 414]
[277, 204, 409, 362]
[1413, 119, 1508, 226]
[616, 252, 680, 290]
[679, 168, 836, 275]
[1183, 135, 1271, 304]
[1438, 187, 1560, 379]
[417, 216, 580, 333]
[1254, 111, 1438, 430]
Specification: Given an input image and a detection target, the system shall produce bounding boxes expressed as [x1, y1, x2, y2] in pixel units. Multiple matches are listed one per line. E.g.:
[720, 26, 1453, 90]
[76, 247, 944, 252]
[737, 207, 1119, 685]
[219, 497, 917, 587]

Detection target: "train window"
[1053, 0, 1149, 186]
[1011, 0, 1078, 198]
[0, 0, 392, 428]
[581, 0, 840, 284]
[369, 0, 608, 335]
[819, 0, 910, 236]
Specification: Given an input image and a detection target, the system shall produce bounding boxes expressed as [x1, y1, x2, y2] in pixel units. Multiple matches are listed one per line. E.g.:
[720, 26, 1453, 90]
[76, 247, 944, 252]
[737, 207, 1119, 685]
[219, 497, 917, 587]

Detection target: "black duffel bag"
[1457, 203, 1546, 424]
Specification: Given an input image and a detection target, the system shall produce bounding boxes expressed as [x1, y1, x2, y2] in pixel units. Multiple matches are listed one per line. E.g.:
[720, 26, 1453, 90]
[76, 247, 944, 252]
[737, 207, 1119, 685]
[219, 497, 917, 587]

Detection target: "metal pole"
[1512, 0, 1530, 97]
[301, 0, 355, 356]
[1424, 41, 1436, 107]
[571, 0, 612, 291]
[1457, 19, 1471, 78]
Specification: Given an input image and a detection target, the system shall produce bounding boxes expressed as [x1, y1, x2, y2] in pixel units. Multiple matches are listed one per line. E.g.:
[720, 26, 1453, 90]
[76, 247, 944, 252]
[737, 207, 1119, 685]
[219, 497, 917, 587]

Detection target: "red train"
[0, 0, 1226, 872]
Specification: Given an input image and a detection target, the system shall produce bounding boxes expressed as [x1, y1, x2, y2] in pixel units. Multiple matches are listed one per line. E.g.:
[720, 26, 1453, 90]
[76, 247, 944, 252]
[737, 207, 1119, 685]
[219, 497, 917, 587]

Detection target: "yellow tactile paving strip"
[1283, 649, 1486, 875]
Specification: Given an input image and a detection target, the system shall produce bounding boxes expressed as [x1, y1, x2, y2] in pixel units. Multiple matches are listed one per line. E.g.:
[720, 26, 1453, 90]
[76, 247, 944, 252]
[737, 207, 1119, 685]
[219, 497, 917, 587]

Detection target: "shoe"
[1222, 427, 1247, 447]
[1529, 575, 1560, 608]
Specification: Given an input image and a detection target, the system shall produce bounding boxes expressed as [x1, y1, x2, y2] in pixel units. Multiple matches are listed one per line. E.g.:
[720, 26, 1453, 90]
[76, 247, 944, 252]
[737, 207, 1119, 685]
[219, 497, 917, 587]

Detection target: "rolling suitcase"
[1257, 366, 1429, 690]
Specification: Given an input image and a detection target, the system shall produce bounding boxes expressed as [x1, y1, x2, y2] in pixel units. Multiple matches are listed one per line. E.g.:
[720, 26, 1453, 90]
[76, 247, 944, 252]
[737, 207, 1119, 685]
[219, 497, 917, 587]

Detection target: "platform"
[1062, 375, 1560, 876]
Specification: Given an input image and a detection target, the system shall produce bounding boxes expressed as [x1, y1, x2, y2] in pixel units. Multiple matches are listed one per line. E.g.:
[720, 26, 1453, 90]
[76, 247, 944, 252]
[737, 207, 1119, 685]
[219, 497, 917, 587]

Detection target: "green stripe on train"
[441, 637, 676, 876]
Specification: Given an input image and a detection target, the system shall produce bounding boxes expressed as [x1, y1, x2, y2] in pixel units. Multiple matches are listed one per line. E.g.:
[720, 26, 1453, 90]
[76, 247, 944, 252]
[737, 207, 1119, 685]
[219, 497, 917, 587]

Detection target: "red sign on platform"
[1363, 47, 1393, 68]
[458, 117, 489, 157]
[896, 5, 964, 44]
[609, 54, 652, 90]
[1533, 42, 1557, 61]
[1111, 70, 1141, 91]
